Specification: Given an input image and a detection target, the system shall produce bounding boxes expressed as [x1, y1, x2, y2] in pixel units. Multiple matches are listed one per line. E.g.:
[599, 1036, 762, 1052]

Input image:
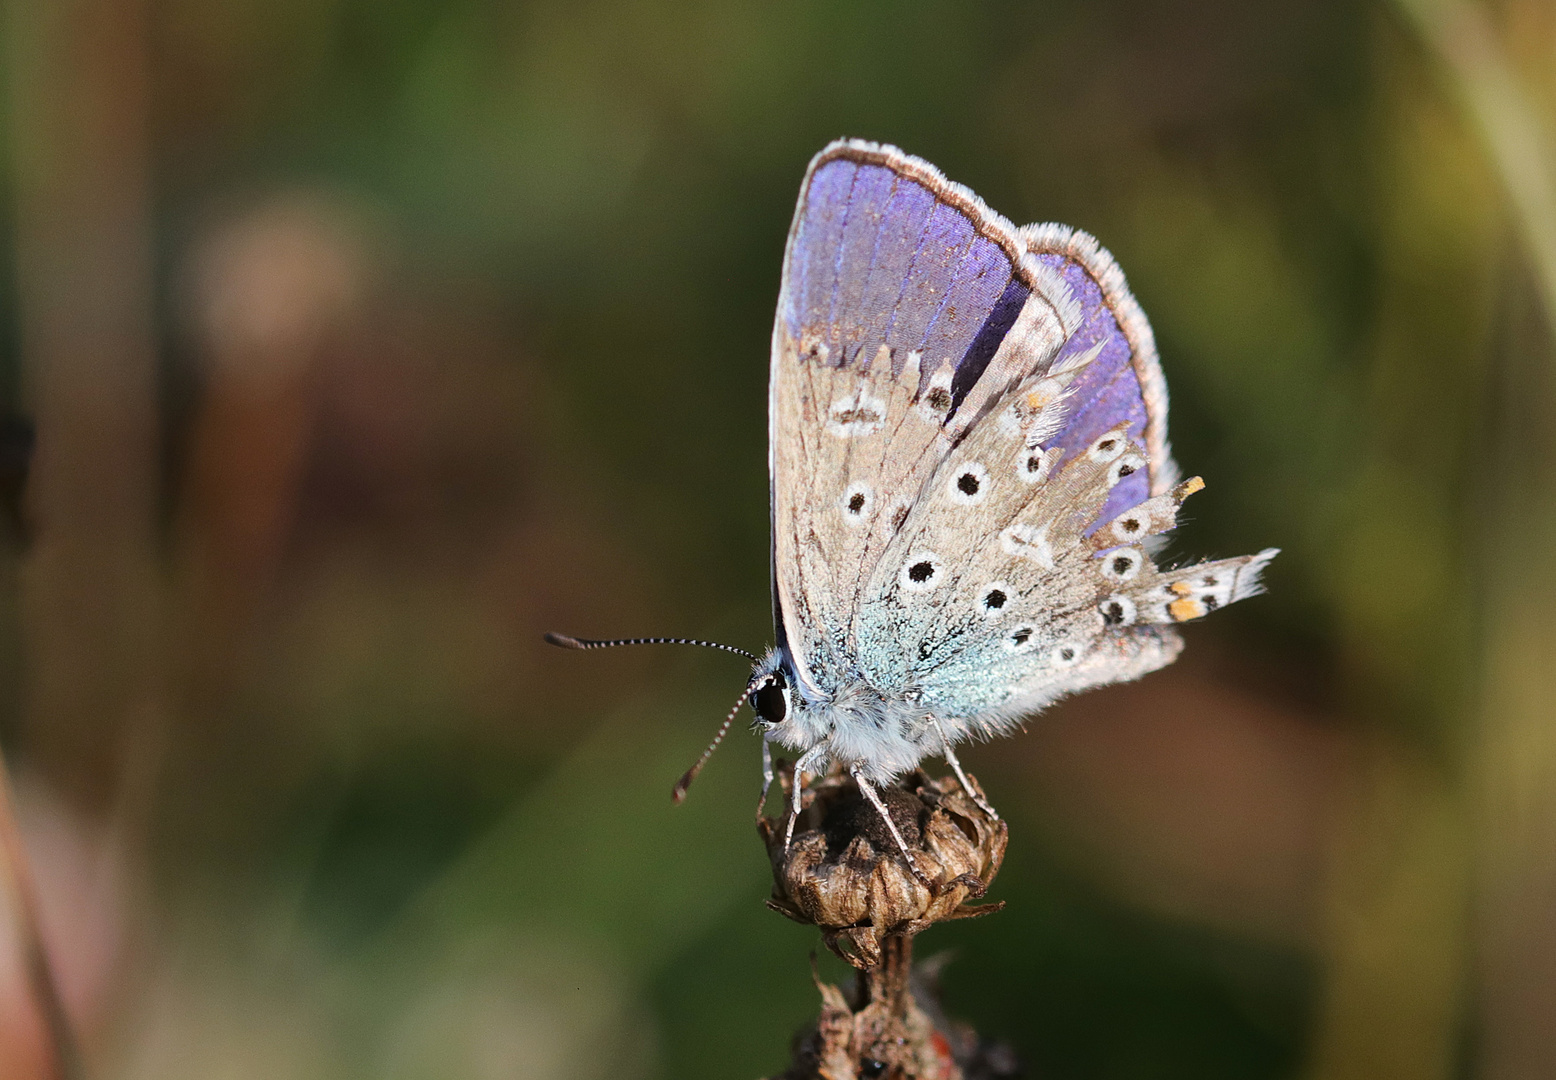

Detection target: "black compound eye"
[751, 677, 788, 724]
[858, 1059, 887, 1079]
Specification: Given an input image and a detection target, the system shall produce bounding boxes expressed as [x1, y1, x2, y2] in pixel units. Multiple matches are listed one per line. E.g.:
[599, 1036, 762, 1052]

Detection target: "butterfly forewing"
[771, 142, 1068, 696]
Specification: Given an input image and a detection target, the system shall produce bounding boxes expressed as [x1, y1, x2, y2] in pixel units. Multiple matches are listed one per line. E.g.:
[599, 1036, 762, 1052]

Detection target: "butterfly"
[550, 140, 1277, 882]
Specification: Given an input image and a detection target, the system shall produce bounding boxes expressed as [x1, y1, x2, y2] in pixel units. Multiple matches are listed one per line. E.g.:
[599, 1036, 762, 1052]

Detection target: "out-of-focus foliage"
[1, 0, 1553, 1077]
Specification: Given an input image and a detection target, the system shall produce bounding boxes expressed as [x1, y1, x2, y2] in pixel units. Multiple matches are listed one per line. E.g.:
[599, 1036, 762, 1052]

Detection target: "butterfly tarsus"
[937, 871, 989, 899]
[850, 765, 937, 892]
[757, 737, 775, 821]
[784, 746, 828, 851]
[929, 715, 999, 820]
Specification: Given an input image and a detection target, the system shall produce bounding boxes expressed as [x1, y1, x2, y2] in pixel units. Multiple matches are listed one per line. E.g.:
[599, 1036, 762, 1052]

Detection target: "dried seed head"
[760, 767, 1007, 969]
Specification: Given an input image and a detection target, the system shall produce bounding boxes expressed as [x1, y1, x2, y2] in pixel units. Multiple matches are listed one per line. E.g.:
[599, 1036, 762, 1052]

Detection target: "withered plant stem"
[0, 743, 84, 1080]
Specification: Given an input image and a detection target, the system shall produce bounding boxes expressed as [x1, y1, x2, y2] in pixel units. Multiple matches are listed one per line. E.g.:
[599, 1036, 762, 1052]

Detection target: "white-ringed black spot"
[1099, 594, 1138, 627]
[1050, 640, 1085, 667]
[839, 481, 874, 526]
[1100, 547, 1143, 582]
[1203, 594, 1220, 611]
[1108, 453, 1146, 487]
[899, 552, 943, 593]
[1018, 448, 1049, 485]
[1004, 623, 1037, 653]
[1087, 433, 1128, 463]
[978, 582, 1010, 618]
[947, 461, 989, 505]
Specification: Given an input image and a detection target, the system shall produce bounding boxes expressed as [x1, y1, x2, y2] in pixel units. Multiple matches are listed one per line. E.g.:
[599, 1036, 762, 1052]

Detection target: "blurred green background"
[1, 0, 1554, 1077]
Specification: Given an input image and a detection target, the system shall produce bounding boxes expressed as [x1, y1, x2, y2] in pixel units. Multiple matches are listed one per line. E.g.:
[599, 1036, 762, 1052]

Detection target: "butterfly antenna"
[671, 680, 766, 804]
[544, 632, 757, 662]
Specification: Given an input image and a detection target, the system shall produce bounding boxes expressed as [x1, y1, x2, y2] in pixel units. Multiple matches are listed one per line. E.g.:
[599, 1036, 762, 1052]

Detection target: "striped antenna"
[544, 632, 757, 662]
[671, 677, 772, 804]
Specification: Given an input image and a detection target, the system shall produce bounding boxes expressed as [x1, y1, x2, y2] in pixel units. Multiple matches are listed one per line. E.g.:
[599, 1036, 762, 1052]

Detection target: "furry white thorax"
[749, 647, 940, 786]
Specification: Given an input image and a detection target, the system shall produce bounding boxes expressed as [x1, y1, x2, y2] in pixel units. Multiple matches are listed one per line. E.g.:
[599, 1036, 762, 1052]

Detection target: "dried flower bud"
[760, 767, 1007, 969]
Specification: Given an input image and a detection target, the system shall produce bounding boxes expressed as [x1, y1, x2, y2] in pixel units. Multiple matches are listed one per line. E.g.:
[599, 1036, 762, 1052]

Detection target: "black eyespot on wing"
[1102, 600, 1125, 625]
[957, 471, 980, 496]
[908, 561, 935, 583]
[1203, 594, 1220, 610]
[1059, 646, 1075, 661]
[983, 588, 1007, 611]
[847, 492, 866, 513]
[926, 387, 952, 412]
[1025, 456, 1042, 473]
[1117, 463, 1135, 477]
[1112, 555, 1132, 574]
[1097, 438, 1116, 453]
[1011, 627, 1032, 646]
[1121, 518, 1141, 533]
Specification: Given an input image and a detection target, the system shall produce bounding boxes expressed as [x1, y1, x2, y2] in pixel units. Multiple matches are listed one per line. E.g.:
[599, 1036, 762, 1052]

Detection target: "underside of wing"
[849, 213, 1275, 726]
[770, 140, 1079, 698]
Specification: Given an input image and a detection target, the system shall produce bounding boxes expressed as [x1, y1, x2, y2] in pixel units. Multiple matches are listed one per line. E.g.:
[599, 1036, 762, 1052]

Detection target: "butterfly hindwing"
[852, 220, 1269, 731]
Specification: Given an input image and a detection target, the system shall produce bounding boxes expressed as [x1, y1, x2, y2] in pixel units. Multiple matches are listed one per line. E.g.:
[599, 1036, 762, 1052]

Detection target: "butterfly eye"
[1101, 548, 1143, 582]
[1108, 453, 1146, 487]
[899, 554, 943, 592]
[1099, 594, 1137, 626]
[947, 462, 989, 505]
[750, 676, 790, 725]
[1087, 433, 1129, 463]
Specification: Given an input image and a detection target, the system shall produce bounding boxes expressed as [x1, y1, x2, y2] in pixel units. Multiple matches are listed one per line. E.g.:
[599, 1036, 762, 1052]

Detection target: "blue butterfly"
[551, 140, 1276, 884]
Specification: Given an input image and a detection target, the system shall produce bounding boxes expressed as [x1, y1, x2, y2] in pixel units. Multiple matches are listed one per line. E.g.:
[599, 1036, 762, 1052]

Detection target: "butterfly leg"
[850, 765, 935, 891]
[784, 746, 828, 850]
[757, 736, 775, 818]
[929, 715, 999, 820]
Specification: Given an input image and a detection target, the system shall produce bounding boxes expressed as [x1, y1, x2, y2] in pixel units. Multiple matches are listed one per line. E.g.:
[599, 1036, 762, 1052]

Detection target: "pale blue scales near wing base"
[756, 139, 1278, 810]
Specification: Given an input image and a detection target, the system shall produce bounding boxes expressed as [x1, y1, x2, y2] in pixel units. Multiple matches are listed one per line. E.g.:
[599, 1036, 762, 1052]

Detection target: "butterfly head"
[747, 653, 795, 732]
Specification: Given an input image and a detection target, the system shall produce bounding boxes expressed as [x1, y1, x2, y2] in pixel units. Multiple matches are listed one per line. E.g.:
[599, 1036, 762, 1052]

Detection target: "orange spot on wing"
[1169, 597, 1205, 621]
